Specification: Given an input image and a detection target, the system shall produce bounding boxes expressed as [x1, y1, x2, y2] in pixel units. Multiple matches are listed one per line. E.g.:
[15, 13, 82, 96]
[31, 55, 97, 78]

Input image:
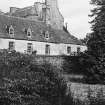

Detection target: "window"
[27, 43, 33, 54]
[45, 44, 50, 55]
[77, 47, 81, 53]
[67, 46, 71, 54]
[9, 25, 14, 36]
[6, 25, 9, 33]
[9, 41, 15, 51]
[40, 30, 50, 40]
[27, 28, 32, 38]
[27, 32, 31, 36]
[45, 31, 49, 39]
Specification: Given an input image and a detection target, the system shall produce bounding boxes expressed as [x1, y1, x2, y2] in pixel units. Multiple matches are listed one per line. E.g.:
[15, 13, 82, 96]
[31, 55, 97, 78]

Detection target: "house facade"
[0, 0, 87, 56]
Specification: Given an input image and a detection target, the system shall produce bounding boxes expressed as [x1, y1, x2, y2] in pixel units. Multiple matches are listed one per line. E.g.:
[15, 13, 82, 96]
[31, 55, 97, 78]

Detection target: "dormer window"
[40, 30, 50, 40]
[6, 25, 14, 37]
[9, 25, 14, 36]
[45, 31, 49, 39]
[27, 27, 32, 38]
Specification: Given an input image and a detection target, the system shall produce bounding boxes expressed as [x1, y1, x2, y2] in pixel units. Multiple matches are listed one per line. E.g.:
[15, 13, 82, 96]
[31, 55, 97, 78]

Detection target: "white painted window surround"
[67, 46, 71, 54]
[9, 25, 14, 37]
[27, 43, 33, 54]
[45, 31, 49, 40]
[27, 27, 32, 38]
[45, 44, 50, 55]
[9, 41, 15, 51]
[77, 47, 81, 53]
[0, 38, 87, 55]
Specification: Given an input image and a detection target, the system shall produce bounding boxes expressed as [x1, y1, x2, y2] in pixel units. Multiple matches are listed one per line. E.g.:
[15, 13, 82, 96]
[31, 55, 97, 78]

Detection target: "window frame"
[27, 43, 33, 54]
[45, 44, 50, 55]
[77, 47, 81, 54]
[9, 41, 15, 51]
[67, 46, 71, 54]
[9, 25, 14, 37]
[45, 31, 49, 40]
[27, 27, 32, 38]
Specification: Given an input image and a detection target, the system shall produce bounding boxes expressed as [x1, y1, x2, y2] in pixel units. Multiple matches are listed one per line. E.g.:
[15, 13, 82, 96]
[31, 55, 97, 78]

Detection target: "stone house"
[0, 0, 87, 56]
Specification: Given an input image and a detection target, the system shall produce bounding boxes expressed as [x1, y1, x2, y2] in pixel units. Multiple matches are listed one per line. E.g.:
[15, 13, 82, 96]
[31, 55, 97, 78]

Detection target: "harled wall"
[0, 38, 87, 55]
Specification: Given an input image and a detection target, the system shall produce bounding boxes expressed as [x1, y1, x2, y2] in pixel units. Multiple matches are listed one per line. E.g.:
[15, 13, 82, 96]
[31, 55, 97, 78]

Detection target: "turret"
[45, 0, 64, 30]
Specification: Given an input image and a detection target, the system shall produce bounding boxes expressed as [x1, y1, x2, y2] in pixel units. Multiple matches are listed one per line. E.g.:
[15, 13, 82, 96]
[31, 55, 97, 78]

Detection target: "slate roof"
[0, 14, 83, 45]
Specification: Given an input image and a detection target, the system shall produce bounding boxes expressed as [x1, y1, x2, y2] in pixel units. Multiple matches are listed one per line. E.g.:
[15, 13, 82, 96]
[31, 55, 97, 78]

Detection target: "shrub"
[0, 50, 67, 105]
[63, 51, 105, 84]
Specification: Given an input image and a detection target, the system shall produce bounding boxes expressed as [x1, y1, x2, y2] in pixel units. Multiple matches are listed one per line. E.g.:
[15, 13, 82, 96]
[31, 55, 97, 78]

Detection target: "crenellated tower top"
[45, 0, 58, 7]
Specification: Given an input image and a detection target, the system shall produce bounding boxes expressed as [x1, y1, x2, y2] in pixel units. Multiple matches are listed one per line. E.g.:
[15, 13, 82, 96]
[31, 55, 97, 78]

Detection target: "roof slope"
[0, 14, 83, 45]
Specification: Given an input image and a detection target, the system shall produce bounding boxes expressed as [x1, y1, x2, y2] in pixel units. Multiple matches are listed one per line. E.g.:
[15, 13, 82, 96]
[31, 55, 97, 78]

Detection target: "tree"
[87, 0, 105, 83]
[88, 0, 105, 56]
[80, 33, 91, 45]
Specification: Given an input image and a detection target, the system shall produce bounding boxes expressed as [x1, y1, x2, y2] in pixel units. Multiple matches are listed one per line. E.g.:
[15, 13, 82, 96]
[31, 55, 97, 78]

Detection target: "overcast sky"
[0, 0, 92, 39]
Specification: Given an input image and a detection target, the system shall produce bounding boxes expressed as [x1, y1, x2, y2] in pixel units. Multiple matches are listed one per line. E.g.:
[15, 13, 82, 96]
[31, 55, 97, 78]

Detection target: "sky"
[0, 0, 92, 39]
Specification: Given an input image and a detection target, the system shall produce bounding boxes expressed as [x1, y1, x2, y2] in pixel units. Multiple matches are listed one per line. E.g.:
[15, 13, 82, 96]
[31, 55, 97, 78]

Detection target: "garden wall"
[67, 82, 105, 104]
[33, 55, 64, 69]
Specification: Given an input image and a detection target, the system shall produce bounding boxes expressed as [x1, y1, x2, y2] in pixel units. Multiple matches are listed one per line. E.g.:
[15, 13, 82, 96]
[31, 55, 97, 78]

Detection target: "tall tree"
[88, 0, 105, 57]
[87, 0, 105, 82]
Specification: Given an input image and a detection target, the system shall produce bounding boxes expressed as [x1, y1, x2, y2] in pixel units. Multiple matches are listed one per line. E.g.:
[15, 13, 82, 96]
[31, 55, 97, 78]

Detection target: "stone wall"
[33, 55, 64, 69]
[67, 82, 105, 104]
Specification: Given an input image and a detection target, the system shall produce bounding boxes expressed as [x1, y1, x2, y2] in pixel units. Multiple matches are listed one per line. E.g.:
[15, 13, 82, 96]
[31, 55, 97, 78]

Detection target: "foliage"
[80, 33, 91, 45]
[62, 0, 105, 83]
[87, 87, 105, 105]
[81, 0, 105, 83]
[0, 50, 67, 105]
[62, 55, 84, 74]
[88, 0, 105, 56]
[63, 51, 105, 84]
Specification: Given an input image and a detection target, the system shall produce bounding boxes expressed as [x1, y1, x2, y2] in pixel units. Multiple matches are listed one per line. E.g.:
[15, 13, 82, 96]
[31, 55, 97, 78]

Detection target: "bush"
[63, 51, 105, 84]
[0, 50, 68, 105]
[62, 52, 95, 75]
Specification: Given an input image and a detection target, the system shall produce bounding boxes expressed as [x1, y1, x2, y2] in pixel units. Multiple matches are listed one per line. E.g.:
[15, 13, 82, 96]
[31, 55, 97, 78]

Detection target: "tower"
[44, 0, 58, 24]
[45, 0, 58, 7]
[43, 0, 51, 25]
[43, 0, 64, 30]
